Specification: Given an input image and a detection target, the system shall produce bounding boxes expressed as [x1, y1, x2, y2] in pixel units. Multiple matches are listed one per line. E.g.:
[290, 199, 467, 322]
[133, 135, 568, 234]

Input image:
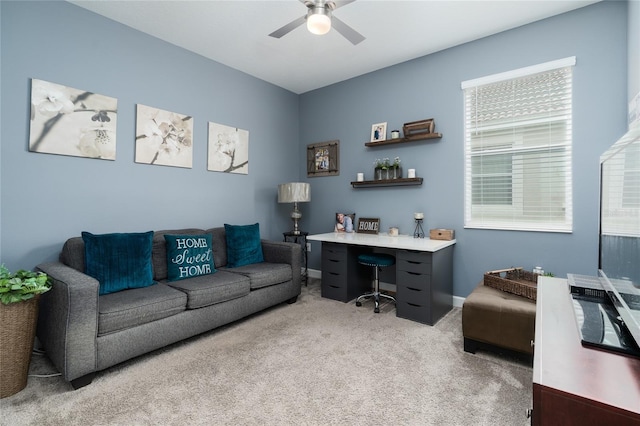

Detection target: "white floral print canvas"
[207, 122, 249, 174]
[135, 104, 193, 168]
[29, 79, 118, 160]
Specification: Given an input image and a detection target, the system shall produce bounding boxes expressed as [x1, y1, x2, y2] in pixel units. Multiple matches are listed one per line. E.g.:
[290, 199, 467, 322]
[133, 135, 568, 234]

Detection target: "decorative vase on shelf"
[375, 168, 382, 180]
[391, 167, 402, 179]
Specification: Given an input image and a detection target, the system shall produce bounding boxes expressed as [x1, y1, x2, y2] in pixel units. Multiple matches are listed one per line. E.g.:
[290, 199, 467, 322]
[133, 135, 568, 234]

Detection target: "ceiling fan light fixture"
[307, 7, 331, 35]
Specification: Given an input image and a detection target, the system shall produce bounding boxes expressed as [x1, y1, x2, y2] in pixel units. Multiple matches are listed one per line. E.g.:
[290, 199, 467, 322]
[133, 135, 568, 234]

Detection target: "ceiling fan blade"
[332, 16, 365, 45]
[332, 0, 357, 10]
[268, 15, 307, 39]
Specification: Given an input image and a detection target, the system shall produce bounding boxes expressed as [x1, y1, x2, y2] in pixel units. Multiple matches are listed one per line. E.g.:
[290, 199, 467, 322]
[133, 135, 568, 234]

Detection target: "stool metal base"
[355, 260, 396, 313]
[356, 291, 396, 313]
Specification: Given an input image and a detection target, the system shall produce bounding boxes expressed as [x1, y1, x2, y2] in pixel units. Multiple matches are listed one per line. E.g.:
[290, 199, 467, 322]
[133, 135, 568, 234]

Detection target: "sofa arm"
[261, 240, 301, 285]
[36, 262, 99, 383]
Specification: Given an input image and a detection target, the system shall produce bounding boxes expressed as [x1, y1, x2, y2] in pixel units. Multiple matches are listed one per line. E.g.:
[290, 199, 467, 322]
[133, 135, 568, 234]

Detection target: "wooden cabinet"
[532, 278, 640, 425]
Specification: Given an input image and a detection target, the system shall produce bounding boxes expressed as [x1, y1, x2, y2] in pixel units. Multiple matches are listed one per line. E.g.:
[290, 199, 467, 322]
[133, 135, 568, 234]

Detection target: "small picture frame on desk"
[335, 213, 355, 233]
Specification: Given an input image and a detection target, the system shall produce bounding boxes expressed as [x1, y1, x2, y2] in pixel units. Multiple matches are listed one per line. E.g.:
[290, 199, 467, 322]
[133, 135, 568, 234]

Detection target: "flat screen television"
[569, 126, 640, 357]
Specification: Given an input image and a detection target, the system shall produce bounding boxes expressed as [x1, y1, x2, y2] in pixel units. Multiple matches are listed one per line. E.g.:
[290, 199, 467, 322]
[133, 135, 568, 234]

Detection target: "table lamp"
[278, 182, 311, 235]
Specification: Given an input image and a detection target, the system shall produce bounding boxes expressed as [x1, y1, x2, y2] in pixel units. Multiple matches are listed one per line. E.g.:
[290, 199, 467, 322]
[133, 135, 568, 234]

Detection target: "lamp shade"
[278, 182, 310, 203]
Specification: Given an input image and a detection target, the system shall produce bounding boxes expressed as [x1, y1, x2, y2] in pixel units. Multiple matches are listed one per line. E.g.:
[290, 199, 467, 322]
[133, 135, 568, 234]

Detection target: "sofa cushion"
[206, 227, 228, 268]
[82, 231, 156, 295]
[166, 270, 250, 309]
[224, 223, 264, 268]
[152, 229, 206, 281]
[164, 234, 216, 282]
[220, 262, 291, 290]
[98, 283, 187, 335]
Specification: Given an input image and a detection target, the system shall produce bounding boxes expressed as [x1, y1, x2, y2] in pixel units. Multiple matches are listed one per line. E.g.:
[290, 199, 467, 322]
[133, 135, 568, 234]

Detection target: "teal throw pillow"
[82, 231, 155, 295]
[164, 234, 216, 281]
[224, 223, 264, 268]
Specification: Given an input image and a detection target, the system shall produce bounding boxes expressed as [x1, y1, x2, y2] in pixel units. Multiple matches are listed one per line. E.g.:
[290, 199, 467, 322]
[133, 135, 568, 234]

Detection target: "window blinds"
[463, 58, 575, 232]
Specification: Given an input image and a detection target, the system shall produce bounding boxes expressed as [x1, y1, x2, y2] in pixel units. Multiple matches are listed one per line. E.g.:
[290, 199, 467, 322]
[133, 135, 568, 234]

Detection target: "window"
[462, 57, 575, 232]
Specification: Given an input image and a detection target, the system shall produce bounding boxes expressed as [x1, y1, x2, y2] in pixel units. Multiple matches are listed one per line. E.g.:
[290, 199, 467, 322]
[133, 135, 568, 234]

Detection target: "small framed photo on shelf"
[370, 122, 387, 142]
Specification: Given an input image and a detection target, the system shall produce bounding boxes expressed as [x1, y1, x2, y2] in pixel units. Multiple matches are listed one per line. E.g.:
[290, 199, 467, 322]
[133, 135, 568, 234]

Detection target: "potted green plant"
[390, 156, 402, 179]
[373, 158, 383, 180]
[373, 158, 392, 180]
[0, 264, 51, 398]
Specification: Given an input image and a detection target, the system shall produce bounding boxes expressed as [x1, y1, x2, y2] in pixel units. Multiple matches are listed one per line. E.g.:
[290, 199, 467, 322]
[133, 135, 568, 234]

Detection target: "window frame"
[462, 57, 576, 233]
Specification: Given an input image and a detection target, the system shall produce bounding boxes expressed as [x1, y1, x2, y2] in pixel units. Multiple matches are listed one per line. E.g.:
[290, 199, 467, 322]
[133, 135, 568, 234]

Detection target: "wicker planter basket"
[484, 267, 539, 301]
[0, 296, 40, 398]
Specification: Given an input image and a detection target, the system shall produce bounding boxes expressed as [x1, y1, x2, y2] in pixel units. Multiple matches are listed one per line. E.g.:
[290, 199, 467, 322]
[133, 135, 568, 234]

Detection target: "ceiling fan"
[269, 0, 365, 45]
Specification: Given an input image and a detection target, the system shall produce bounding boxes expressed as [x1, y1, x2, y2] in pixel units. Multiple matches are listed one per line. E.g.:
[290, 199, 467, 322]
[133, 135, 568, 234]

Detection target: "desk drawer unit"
[321, 242, 369, 302]
[396, 250, 434, 324]
[395, 247, 454, 326]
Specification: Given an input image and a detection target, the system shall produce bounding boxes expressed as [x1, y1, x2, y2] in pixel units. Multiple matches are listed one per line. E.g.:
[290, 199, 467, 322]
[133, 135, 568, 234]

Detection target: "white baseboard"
[452, 296, 464, 308]
[307, 268, 322, 279]
[307, 268, 465, 308]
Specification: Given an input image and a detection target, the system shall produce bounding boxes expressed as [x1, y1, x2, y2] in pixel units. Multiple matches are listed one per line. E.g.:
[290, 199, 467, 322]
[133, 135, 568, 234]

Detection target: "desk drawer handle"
[407, 271, 422, 276]
[329, 285, 340, 289]
[329, 272, 339, 276]
[329, 259, 339, 263]
[407, 286, 421, 292]
[407, 302, 421, 307]
[406, 260, 422, 265]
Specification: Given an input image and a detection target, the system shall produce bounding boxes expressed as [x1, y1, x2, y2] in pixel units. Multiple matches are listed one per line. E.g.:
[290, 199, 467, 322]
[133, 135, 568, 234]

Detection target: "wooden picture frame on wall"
[307, 140, 339, 177]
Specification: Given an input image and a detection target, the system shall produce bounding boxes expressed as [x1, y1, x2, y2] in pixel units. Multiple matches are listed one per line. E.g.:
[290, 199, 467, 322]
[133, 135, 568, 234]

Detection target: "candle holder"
[413, 218, 425, 238]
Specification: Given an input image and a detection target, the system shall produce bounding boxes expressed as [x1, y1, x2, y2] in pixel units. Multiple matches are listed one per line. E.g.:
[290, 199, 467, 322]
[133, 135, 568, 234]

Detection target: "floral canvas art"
[29, 79, 118, 160]
[135, 104, 193, 168]
[207, 122, 249, 174]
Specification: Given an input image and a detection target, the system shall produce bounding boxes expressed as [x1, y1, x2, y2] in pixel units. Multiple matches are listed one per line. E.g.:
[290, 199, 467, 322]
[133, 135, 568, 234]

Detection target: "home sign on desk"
[357, 217, 379, 234]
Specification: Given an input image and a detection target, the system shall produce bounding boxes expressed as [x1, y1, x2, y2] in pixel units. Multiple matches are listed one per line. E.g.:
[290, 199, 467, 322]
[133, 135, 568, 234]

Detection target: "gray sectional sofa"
[36, 226, 301, 389]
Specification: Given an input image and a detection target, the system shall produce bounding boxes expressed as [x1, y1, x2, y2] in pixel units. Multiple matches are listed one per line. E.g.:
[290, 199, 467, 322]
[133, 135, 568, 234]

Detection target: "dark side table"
[283, 231, 308, 285]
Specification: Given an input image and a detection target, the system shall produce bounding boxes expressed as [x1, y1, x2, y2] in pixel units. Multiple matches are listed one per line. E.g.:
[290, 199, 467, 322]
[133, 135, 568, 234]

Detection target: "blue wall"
[630, 0, 639, 105]
[0, 1, 630, 299]
[299, 1, 629, 297]
[0, 1, 300, 270]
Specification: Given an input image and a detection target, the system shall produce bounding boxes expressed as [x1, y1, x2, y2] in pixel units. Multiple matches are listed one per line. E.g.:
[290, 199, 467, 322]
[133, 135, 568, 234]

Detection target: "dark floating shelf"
[365, 133, 443, 147]
[350, 177, 423, 188]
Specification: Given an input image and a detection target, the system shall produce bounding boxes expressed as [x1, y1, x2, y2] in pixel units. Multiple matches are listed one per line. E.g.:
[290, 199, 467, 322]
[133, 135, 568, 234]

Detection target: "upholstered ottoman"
[462, 281, 536, 357]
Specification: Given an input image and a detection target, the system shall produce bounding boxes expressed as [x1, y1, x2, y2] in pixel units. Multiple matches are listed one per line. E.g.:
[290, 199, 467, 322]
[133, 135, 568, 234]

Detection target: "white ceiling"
[69, 0, 600, 94]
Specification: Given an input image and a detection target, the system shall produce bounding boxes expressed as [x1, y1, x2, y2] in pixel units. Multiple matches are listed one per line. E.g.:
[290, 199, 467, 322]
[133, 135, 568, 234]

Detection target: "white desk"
[307, 232, 456, 251]
[308, 232, 456, 325]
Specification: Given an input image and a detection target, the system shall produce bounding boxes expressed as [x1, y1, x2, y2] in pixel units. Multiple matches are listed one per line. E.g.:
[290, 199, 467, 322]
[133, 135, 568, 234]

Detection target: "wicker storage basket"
[0, 296, 40, 398]
[483, 267, 538, 301]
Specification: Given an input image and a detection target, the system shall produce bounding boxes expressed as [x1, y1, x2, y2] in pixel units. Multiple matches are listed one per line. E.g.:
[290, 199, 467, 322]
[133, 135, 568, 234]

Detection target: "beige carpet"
[1, 278, 533, 425]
